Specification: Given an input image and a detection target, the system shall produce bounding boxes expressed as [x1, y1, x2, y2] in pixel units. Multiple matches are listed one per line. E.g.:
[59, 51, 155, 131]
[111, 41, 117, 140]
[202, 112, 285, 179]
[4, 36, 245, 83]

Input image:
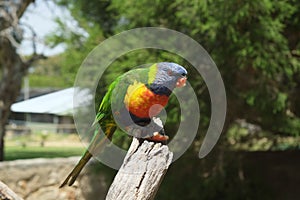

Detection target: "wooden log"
[106, 138, 173, 200]
[0, 181, 23, 200]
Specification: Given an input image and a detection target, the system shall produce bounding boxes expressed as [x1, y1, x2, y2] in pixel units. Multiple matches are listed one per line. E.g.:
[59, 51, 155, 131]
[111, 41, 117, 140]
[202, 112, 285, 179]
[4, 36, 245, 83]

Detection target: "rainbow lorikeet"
[60, 62, 187, 187]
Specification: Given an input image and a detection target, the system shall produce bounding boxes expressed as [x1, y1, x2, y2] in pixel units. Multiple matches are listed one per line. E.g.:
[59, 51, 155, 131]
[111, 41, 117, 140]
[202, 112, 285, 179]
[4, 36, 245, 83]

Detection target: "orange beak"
[176, 77, 187, 88]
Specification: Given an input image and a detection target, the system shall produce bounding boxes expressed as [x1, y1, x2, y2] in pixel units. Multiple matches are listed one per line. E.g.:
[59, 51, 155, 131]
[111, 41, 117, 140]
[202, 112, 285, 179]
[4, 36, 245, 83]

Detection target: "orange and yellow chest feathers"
[124, 81, 169, 118]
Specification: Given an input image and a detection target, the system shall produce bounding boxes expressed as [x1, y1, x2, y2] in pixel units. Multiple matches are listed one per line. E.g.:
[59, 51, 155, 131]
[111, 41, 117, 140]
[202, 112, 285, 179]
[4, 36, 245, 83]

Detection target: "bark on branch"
[106, 138, 173, 200]
[0, 181, 23, 200]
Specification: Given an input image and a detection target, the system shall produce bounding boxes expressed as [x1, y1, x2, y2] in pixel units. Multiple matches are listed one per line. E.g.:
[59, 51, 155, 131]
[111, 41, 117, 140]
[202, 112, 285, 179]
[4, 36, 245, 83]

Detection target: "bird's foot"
[147, 132, 169, 143]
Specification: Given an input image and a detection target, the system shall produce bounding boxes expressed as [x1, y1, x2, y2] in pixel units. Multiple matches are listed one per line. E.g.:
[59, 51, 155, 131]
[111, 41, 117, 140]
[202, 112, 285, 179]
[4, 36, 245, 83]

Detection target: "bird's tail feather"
[59, 126, 115, 188]
[59, 150, 92, 188]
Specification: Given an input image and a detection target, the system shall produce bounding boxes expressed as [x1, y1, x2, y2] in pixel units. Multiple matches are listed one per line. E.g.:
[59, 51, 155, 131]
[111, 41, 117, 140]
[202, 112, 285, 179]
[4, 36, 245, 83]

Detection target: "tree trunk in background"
[0, 135, 4, 161]
[0, 0, 44, 161]
[0, 37, 27, 160]
[0, 101, 4, 161]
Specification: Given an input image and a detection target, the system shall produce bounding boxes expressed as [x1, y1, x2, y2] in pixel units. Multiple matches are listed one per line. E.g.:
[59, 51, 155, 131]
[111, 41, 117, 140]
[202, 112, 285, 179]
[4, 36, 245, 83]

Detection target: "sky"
[19, 0, 67, 56]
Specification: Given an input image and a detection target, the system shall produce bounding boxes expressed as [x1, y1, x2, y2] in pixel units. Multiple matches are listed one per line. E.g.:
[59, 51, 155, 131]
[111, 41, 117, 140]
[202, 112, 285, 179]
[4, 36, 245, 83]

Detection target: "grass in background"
[5, 146, 84, 161]
[5, 132, 85, 161]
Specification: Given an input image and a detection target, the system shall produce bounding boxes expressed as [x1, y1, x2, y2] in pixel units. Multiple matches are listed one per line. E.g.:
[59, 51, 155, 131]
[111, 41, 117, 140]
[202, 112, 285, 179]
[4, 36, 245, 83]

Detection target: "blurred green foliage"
[28, 55, 71, 88]
[49, 0, 300, 138]
[46, 0, 300, 198]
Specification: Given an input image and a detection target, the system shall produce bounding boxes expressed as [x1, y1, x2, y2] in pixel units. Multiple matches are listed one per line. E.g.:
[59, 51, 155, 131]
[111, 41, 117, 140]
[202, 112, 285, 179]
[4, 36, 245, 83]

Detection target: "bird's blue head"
[149, 62, 188, 95]
[158, 62, 187, 77]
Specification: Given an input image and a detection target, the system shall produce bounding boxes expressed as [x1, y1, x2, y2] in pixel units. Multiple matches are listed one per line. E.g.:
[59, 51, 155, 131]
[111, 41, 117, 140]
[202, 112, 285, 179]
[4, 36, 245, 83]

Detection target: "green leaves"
[273, 92, 288, 114]
[52, 0, 300, 137]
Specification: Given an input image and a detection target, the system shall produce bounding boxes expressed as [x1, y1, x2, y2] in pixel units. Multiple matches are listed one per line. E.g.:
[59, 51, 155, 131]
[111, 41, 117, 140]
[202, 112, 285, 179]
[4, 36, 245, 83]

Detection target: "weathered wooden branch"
[0, 181, 23, 200]
[106, 138, 173, 200]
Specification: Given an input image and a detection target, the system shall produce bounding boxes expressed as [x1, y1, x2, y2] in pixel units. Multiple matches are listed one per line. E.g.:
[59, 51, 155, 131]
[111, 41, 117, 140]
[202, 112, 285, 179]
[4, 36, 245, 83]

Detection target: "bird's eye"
[167, 69, 173, 76]
[181, 73, 187, 76]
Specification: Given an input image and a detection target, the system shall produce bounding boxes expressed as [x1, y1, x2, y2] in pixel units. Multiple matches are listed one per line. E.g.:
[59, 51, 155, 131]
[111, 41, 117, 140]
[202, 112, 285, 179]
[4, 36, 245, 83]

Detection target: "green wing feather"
[94, 76, 121, 125]
[60, 78, 120, 187]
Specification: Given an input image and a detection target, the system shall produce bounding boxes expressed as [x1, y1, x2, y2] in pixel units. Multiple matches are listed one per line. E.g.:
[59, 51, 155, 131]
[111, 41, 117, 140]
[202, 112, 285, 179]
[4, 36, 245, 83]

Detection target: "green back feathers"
[148, 63, 158, 85]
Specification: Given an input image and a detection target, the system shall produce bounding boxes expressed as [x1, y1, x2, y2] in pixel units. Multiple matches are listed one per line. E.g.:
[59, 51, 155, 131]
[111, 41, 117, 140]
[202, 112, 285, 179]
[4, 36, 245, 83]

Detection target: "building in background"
[9, 88, 83, 134]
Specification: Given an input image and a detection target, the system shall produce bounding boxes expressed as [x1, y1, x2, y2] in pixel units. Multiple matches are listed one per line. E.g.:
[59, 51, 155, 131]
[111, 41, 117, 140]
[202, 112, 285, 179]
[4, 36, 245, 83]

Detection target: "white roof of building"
[11, 87, 92, 116]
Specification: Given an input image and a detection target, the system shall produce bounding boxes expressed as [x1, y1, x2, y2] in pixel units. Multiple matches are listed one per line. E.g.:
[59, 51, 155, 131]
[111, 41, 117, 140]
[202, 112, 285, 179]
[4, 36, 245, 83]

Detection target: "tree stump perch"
[106, 138, 173, 200]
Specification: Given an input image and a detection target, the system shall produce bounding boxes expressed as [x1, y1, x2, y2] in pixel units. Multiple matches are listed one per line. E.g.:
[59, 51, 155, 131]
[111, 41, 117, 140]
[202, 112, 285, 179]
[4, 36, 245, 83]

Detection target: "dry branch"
[106, 138, 173, 200]
[0, 181, 23, 200]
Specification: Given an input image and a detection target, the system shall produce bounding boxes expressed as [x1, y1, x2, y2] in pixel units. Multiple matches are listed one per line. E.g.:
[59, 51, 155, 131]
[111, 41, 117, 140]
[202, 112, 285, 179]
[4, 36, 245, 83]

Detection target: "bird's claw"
[147, 132, 169, 142]
[147, 132, 169, 144]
